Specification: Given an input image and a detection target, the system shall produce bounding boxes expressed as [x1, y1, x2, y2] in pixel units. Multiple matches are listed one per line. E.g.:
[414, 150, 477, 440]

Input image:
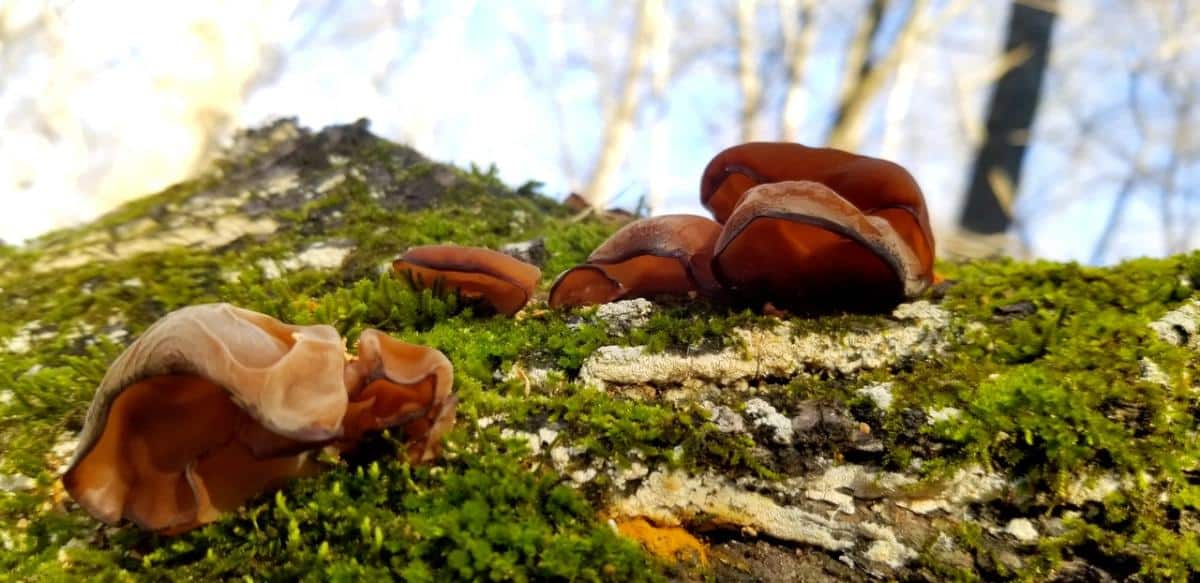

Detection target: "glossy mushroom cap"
[341, 329, 456, 464]
[62, 304, 458, 534]
[699, 142, 934, 278]
[62, 304, 349, 533]
[393, 244, 542, 316]
[702, 143, 859, 224]
[712, 180, 927, 310]
[548, 214, 723, 308]
[546, 265, 624, 308]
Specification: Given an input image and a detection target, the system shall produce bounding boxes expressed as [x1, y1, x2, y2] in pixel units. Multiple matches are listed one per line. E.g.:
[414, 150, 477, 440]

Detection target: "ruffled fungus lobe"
[62, 304, 456, 534]
[699, 142, 934, 277]
[393, 244, 541, 316]
[712, 181, 927, 310]
[341, 329, 456, 463]
[548, 214, 722, 308]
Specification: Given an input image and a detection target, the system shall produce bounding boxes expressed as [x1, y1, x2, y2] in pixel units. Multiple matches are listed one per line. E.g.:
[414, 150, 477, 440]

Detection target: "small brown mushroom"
[712, 180, 928, 310]
[546, 265, 624, 307]
[393, 244, 541, 316]
[62, 303, 456, 534]
[548, 214, 722, 308]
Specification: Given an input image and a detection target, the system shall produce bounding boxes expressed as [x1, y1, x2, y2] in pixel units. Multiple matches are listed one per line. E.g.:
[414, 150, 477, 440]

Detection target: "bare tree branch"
[778, 0, 818, 142]
[736, 0, 762, 142]
[647, 0, 673, 212]
[827, 0, 943, 151]
[949, 45, 1035, 150]
[831, 0, 888, 130]
[582, 0, 663, 207]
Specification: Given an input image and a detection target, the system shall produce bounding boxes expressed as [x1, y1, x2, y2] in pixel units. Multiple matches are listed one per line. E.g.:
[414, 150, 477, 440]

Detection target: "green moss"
[897, 257, 1200, 579]
[927, 259, 1199, 485]
[9, 436, 658, 582]
[626, 303, 768, 354]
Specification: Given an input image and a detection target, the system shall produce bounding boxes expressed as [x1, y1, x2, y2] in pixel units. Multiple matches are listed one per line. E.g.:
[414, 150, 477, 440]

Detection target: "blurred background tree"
[958, 0, 1057, 238]
[1, 0, 1197, 264]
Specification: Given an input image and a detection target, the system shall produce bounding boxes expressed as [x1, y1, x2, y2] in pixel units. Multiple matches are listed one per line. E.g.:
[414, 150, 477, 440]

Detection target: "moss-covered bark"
[1, 120, 1198, 581]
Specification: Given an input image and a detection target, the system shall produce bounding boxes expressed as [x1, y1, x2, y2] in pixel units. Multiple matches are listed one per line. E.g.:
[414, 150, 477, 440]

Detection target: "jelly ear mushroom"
[393, 244, 541, 316]
[341, 329, 456, 463]
[548, 214, 723, 308]
[701, 142, 861, 224]
[712, 180, 929, 311]
[699, 142, 934, 279]
[61, 304, 350, 534]
[546, 265, 623, 308]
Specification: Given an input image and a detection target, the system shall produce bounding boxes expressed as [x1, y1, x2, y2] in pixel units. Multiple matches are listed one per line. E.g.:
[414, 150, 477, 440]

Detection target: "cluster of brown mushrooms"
[388, 145, 934, 316]
[63, 141, 935, 534]
[62, 304, 455, 534]
[551, 142, 936, 311]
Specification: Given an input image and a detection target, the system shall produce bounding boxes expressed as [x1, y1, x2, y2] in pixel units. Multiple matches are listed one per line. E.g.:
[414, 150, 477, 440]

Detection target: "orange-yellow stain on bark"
[614, 517, 708, 566]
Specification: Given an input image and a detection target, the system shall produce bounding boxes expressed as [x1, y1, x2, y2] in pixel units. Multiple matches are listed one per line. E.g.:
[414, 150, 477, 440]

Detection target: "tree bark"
[958, 1, 1058, 235]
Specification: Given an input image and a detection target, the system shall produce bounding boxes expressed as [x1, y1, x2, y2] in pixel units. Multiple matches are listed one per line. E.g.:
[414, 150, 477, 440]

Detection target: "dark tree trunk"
[958, 1, 1058, 234]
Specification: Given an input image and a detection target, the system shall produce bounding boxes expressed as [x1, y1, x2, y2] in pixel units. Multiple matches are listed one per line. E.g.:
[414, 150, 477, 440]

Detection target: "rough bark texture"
[958, 1, 1058, 234]
[1, 120, 1198, 581]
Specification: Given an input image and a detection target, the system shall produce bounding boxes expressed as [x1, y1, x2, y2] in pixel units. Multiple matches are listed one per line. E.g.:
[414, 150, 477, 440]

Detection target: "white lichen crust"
[580, 301, 949, 388]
